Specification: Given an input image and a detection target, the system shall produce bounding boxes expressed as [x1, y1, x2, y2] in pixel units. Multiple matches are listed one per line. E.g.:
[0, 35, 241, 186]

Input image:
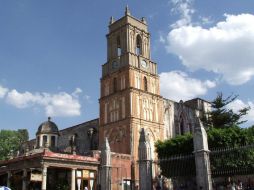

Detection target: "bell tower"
[99, 7, 164, 162]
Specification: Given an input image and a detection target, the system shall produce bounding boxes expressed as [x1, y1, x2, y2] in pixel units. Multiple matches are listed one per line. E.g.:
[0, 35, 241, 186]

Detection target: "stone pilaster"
[193, 119, 212, 190]
[71, 168, 76, 190]
[100, 137, 111, 190]
[42, 166, 47, 190]
[138, 128, 152, 190]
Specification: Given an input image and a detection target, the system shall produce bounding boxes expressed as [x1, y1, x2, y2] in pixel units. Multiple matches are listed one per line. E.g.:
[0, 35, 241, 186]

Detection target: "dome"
[36, 117, 59, 135]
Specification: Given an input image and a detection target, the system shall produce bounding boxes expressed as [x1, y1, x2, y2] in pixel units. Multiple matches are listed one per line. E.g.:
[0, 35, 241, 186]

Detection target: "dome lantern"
[36, 117, 59, 149]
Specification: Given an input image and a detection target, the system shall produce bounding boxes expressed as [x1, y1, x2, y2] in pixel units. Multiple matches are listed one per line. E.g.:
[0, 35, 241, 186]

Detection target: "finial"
[141, 17, 147, 24]
[48, 117, 51, 121]
[125, 5, 131, 16]
[139, 128, 148, 143]
[102, 137, 111, 151]
[109, 16, 115, 24]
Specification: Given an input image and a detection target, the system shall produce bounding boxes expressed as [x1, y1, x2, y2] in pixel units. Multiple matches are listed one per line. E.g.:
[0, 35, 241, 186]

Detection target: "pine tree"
[204, 92, 250, 128]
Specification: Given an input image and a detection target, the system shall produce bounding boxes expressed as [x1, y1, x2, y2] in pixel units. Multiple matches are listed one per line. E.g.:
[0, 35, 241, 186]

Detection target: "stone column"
[71, 168, 76, 190]
[100, 137, 111, 190]
[138, 128, 152, 190]
[193, 119, 212, 190]
[40, 135, 43, 147]
[22, 169, 27, 190]
[7, 171, 11, 187]
[42, 166, 47, 190]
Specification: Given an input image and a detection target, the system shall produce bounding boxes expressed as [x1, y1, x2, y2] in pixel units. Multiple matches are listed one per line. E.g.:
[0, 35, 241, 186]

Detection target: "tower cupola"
[36, 117, 59, 149]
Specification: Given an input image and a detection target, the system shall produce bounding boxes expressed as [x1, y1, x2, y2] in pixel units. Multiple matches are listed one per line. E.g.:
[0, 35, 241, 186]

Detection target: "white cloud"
[6, 89, 82, 117]
[0, 85, 8, 98]
[72, 87, 82, 98]
[170, 0, 195, 28]
[166, 14, 254, 85]
[200, 16, 213, 25]
[227, 99, 254, 124]
[160, 71, 216, 101]
[44, 93, 81, 117]
[6, 90, 41, 108]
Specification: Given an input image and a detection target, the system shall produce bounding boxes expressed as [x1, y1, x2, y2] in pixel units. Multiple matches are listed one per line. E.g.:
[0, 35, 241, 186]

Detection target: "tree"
[203, 92, 250, 128]
[0, 129, 29, 160]
[17, 129, 29, 144]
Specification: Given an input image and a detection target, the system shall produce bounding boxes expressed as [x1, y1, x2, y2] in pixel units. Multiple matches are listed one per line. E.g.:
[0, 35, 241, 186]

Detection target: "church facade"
[0, 7, 210, 190]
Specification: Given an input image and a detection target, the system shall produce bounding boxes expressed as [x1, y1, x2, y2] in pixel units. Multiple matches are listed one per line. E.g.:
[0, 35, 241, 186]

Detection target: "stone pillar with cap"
[100, 137, 111, 190]
[138, 128, 152, 190]
[193, 118, 212, 190]
[42, 165, 47, 190]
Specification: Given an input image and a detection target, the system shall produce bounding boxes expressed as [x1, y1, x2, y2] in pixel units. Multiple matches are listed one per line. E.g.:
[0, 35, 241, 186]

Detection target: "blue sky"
[1, 0, 254, 138]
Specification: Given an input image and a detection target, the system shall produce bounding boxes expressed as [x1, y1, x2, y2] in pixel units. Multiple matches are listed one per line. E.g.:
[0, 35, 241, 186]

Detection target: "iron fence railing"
[210, 144, 254, 176]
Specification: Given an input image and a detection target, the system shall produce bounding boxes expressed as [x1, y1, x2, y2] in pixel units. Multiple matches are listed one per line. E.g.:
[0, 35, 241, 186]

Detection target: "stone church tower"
[99, 7, 164, 162]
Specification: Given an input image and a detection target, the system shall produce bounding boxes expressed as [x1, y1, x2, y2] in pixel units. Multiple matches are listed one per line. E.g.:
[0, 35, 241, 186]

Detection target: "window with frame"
[51, 136, 56, 147]
[117, 36, 121, 56]
[43, 135, 47, 146]
[136, 35, 142, 55]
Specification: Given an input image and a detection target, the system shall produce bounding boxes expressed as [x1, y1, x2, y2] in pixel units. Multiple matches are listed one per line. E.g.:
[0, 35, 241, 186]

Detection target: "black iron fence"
[155, 144, 254, 189]
[210, 144, 254, 177]
[158, 153, 195, 178]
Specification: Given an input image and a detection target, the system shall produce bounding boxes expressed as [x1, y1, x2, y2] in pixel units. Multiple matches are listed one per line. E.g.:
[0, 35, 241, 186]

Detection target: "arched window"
[136, 35, 142, 55]
[117, 36, 121, 56]
[51, 136, 56, 147]
[189, 124, 193, 134]
[143, 76, 148, 91]
[180, 116, 184, 135]
[113, 77, 117, 92]
[37, 136, 40, 148]
[43, 135, 47, 146]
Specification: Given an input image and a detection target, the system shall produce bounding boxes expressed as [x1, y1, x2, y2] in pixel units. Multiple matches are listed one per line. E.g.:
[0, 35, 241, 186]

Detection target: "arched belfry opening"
[180, 115, 184, 135]
[113, 77, 117, 92]
[136, 35, 142, 55]
[117, 36, 121, 56]
[143, 76, 148, 91]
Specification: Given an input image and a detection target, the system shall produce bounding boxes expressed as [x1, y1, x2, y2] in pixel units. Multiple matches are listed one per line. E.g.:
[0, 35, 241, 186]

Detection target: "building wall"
[21, 119, 99, 156]
[111, 153, 132, 190]
[163, 98, 211, 139]
[58, 119, 99, 155]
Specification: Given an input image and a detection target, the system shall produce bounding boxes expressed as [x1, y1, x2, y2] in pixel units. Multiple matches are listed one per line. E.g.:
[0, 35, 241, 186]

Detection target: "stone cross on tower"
[138, 128, 152, 190]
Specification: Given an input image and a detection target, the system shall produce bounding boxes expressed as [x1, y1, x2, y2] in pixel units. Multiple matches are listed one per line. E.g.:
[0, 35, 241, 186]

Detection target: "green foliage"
[156, 133, 193, 158]
[203, 92, 250, 128]
[17, 129, 29, 144]
[156, 134, 195, 177]
[208, 126, 248, 148]
[0, 129, 29, 160]
[156, 126, 254, 156]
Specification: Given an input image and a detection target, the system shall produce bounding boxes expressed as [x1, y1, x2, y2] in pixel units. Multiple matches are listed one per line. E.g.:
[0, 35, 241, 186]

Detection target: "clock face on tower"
[141, 59, 148, 68]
